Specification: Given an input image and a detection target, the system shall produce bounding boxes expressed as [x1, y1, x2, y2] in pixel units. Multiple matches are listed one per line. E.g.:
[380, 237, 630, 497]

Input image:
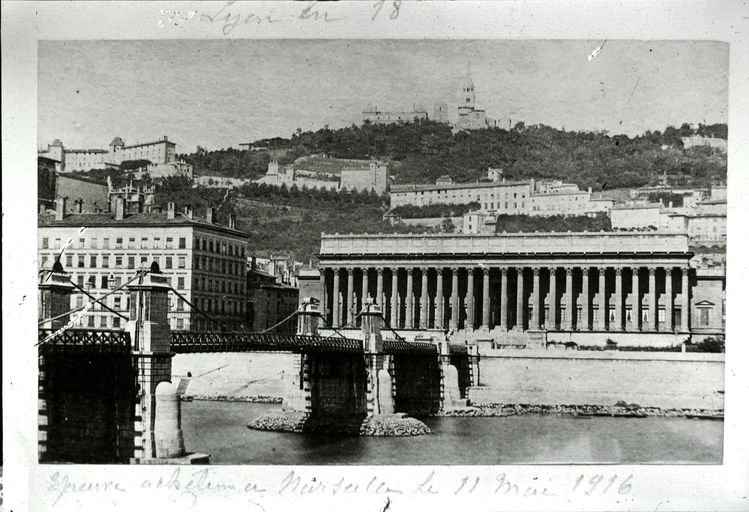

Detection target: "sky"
[38, 39, 728, 153]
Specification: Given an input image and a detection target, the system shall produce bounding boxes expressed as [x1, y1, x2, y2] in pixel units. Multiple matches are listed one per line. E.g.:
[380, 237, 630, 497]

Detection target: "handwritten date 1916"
[572, 474, 633, 496]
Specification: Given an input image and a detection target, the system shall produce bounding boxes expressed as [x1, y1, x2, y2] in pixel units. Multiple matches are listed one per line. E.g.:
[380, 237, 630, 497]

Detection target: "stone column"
[332, 268, 340, 327]
[390, 268, 399, 327]
[681, 267, 690, 332]
[376, 267, 384, 307]
[319, 268, 327, 324]
[347, 268, 354, 325]
[420, 267, 429, 329]
[516, 267, 525, 330]
[361, 268, 369, 305]
[532, 267, 541, 329]
[581, 268, 590, 331]
[632, 268, 640, 331]
[548, 267, 557, 330]
[614, 267, 623, 331]
[38, 270, 75, 330]
[565, 267, 574, 331]
[450, 267, 459, 330]
[466, 268, 475, 330]
[648, 267, 657, 331]
[500, 268, 509, 331]
[435, 268, 444, 329]
[598, 268, 606, 331]
[406, 268, 414, 329]
[665, 268, 673, 332]
[481, 268, 490, 330]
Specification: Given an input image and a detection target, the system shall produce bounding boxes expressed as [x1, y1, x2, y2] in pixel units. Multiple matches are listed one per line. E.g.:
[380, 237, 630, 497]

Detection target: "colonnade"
[320, 264, 691, 334]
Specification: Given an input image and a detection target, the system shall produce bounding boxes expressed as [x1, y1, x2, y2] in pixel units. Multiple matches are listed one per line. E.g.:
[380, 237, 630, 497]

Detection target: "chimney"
[167, 202, 176, 220]
[206, 207, 215, 224]
[183, 205, 193, 219]
[55, 197, 66, 221]
[669, 201, 673, 209]
[251, 256, 257, 271]
[76, 199, 84, 214]
[115, 197, 125, 220]
[229, 213, 236, 229]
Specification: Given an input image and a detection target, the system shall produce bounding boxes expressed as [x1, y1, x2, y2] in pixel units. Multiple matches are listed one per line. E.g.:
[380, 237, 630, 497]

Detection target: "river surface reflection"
[182, 401, 722, 465]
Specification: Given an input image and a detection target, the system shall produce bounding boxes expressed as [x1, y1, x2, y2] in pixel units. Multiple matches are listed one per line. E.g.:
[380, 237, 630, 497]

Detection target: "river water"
[181, 401, 722, 465]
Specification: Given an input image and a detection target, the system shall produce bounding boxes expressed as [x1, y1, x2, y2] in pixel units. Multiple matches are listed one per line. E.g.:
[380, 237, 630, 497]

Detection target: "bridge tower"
[38, 261, 75, 330]
[282, 297, 320, 413]
[360, 300, 395, 415]
[126, 265, 176, 461]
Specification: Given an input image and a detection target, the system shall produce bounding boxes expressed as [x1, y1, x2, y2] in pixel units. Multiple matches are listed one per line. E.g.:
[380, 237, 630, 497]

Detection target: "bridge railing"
[38, 328, 132, 353]
[170, 331, 364, 353]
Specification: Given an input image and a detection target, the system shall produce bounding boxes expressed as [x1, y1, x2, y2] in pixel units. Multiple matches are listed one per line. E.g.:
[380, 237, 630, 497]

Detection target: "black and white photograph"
[3, 1, 749, 511]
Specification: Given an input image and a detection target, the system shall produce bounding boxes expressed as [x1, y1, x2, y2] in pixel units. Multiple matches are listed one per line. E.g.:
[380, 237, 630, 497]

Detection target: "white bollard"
[154, 381, 186, 459]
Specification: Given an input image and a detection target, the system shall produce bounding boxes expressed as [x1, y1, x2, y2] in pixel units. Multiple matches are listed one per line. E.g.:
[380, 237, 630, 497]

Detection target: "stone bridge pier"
[126, 266, 208, 463]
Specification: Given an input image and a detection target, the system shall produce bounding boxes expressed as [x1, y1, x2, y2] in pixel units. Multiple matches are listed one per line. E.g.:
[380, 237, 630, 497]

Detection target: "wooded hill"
[179, 120, 727, 190]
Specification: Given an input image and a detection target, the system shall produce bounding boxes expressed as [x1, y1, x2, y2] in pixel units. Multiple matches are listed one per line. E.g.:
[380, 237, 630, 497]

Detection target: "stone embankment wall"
[470, 350, 724, 410]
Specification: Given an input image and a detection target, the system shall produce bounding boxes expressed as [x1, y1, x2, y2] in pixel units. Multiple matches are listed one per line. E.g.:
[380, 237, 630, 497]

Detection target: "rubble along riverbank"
[247, 410, 432, 436]
[441, 403, 724, 419]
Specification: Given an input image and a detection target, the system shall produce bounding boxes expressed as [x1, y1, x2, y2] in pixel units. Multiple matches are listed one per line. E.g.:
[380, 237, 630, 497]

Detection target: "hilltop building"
[681, 136, 727, 152]
[38, 136, 180, 173]
[38, 190, 249, 332]
[362, 104, 429, 125]
[256, 158, 390, 194]
[455, 63, 490, 130]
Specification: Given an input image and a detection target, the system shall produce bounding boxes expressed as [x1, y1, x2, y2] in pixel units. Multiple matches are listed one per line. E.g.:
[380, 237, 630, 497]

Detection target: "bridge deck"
[170, 331, 364, 353]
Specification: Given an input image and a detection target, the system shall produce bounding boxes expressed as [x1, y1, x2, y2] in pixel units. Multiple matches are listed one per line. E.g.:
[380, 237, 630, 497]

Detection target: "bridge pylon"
[126, 267, 176, 461]
[39, 262, 75, 330]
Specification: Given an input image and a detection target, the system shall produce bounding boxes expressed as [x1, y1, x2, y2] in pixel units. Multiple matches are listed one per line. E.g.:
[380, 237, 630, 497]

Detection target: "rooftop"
[391, 180, 531, 193]
[39, 210, 248, 237]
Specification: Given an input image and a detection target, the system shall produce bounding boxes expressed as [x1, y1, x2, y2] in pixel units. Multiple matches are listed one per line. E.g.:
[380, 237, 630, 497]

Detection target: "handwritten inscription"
[200, 0, 403, 35]
[46, 470, 634, 505]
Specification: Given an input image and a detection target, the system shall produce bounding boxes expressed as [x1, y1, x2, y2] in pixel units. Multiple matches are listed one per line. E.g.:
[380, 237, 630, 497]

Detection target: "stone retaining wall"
[470, 350, 724, 410]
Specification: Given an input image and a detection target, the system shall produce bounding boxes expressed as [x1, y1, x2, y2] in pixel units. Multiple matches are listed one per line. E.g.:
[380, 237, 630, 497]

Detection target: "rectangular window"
[178, 256, 186, 269]
[42, 237, 49, 249]
[103, 238, 110, 249]
[54, 238, 61, 249]
[177, 277, 185, 289]
[77, 275, 84, 286]
[79, 237, 85, 248]
[114, 297, 121, 310]
[195, 258, 200, 270]
[141, 237, 149, 249]
[179, 237, 186, 249]
[113, 317, 121, 328]
[128, 256, 135, 269]
[114, 276, 122, 288]
[88, 316, 95, 328]
[166, 237, 173, 248]
[128, 237, 136, 249]
[700, 308, 710, 326]
[102, 255, 109, 268]
[90, 255, 97, 268]
[153, 237, 161, 248]
[76, 295, 84, 307]
[115, 255, 123, 268]
[78, 255, 85, 268]
[115, 237, 123, 248]
[101, 275, 109, 289]
[140, 256, 147, 265]
[177, 298, 184, 311]
[66, 254, 73, 267]
[100, 316, 108, 328]
[41, 255, 49, 268]
[91, 238, 98, 249]
[176, 318, 184, 330]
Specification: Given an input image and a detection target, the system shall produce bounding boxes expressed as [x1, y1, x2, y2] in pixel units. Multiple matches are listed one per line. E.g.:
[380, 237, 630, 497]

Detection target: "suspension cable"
[256, 308, 300, 334]
[167, 285, 235, 333]
[380, 314, 408, 342]
[37, 269, 149, 333]
[318, 312, 361, 339]
[69, 281, 129, 320]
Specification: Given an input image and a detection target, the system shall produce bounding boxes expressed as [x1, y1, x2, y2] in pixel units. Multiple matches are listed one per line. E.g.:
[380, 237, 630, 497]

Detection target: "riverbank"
[247, 410, 432, 436]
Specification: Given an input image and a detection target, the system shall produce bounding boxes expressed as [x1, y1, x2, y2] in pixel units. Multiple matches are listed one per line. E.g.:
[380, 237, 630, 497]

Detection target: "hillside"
[179, 121, 727, 191]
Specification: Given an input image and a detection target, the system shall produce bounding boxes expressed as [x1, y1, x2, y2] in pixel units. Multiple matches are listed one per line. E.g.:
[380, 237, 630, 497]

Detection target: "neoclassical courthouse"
[315, 232, 725, 346]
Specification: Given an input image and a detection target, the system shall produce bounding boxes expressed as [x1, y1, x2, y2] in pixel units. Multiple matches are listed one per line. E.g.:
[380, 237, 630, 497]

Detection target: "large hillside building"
[39, 136, 178, 173]
[38, 194, 249, 331]
[390, 170, 613, 217]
